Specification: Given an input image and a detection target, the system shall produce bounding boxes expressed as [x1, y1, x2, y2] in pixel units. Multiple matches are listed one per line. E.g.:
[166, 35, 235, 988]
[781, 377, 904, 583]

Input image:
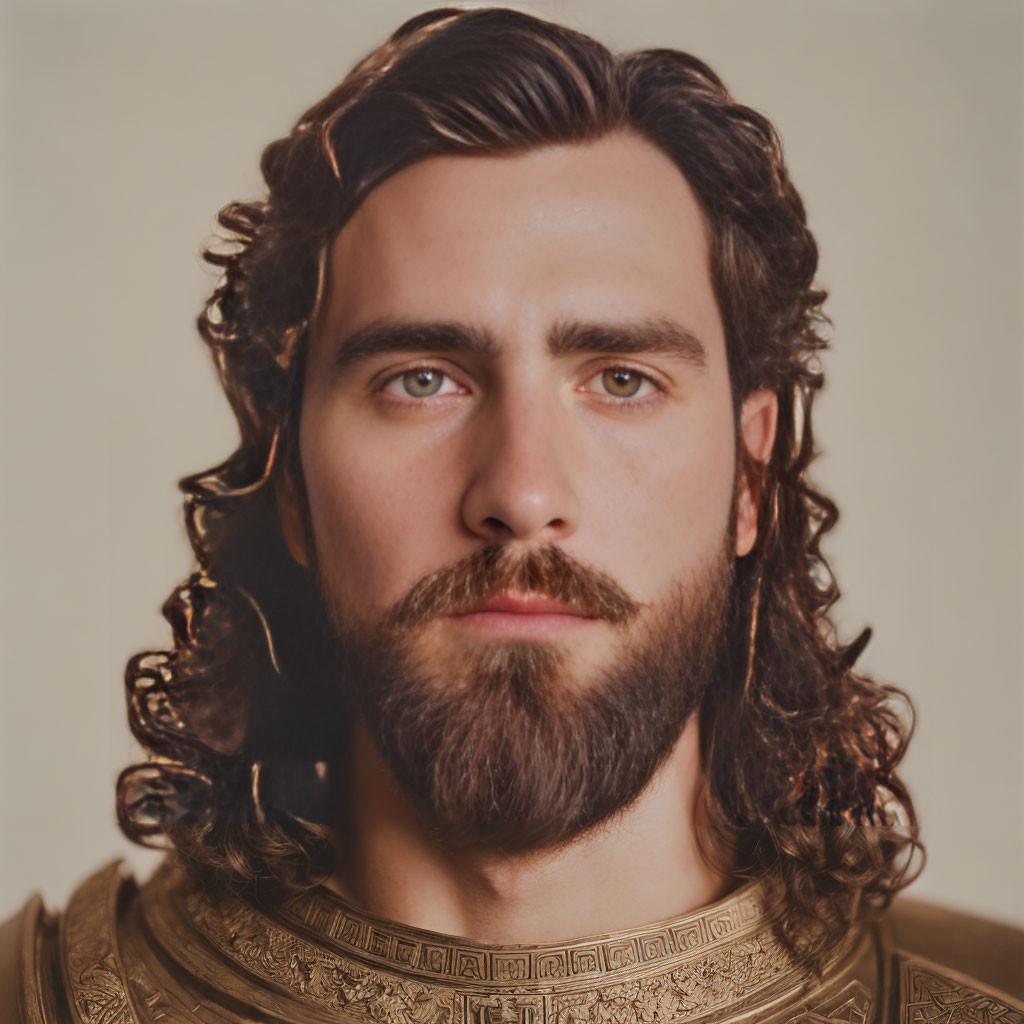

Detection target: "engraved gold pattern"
[784, 980, 873, 1023]
[170, 863, 814, 1023]
[15, 859, 1020, 1024]
[274, 877, 773, 988]
[60, 863, 138, 1024]
[899, 960, 1024, 1024]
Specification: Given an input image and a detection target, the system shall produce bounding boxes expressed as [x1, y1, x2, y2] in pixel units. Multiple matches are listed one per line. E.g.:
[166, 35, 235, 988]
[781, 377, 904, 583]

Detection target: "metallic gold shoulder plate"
[1, 892, 57, 1024]
[894, 951, 1024, 1024]
[58, 860, 141, 1024]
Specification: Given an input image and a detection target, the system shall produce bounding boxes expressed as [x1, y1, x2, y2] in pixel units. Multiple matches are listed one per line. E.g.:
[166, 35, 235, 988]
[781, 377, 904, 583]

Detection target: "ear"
[275, 466, 312, 569]
[734, 389, 778, 558]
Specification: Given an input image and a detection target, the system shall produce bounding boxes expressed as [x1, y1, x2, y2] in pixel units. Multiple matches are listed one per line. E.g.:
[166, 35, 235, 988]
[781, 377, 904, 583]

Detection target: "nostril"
[482, 516, 515, 538]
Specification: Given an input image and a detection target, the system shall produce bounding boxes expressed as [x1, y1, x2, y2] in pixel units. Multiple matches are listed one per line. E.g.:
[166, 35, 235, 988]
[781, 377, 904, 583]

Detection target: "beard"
[318, 540, 733, 855]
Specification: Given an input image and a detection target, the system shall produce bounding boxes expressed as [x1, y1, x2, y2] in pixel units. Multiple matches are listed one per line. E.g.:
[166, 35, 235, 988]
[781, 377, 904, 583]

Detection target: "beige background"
[1, 0, 1021, 927]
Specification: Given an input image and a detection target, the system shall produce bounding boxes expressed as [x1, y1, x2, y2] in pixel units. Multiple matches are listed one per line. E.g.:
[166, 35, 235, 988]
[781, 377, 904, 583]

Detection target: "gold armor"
[2, 859, 1021, 1023]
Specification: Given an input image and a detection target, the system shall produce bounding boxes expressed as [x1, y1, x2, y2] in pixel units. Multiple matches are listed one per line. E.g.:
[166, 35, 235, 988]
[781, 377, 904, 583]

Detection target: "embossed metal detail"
[899, 960, 1024, 1024]
[59, 863, 138, 1024]
[274, 875, 771, 987]
[165, 863, 813, 1023]
[33, 859, 1024, 1024]
[785, 980, 874, 1023]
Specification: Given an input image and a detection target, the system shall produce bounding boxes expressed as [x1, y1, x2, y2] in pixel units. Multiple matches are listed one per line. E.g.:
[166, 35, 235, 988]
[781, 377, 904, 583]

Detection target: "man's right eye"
[379, 366, 465, 400]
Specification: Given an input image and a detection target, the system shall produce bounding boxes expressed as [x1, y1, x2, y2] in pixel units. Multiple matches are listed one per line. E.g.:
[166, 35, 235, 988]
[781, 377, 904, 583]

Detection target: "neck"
[326, 716, 734, 944]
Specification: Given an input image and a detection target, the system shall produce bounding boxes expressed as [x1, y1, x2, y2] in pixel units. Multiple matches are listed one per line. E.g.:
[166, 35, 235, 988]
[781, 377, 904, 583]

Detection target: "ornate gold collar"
[140, 860, 820, 1022]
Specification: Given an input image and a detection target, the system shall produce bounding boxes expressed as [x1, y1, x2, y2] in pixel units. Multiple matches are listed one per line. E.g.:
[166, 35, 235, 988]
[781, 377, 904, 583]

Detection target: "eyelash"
[376, 363, 665, 407]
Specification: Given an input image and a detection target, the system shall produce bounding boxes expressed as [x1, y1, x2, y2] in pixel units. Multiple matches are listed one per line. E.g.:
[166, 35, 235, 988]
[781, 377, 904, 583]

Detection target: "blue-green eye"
[402, 368, 445, 397]
[380, 367, 463, 400]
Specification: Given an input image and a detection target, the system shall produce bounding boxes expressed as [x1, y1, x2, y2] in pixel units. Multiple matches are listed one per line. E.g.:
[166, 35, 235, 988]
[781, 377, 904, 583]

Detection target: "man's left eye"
[586, 367, 658, 400]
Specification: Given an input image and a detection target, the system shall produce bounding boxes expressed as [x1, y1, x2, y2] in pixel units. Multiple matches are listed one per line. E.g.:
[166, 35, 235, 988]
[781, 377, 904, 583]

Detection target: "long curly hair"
[117, 6, 921, 971]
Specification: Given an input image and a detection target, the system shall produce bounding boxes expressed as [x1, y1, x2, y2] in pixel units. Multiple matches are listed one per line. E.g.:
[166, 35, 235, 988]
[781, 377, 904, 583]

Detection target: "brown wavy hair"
[117, 6, 921, 971]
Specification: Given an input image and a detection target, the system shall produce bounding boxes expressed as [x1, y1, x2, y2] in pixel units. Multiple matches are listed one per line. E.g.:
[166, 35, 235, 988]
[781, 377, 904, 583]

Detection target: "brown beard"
[320, 542, 733, 855]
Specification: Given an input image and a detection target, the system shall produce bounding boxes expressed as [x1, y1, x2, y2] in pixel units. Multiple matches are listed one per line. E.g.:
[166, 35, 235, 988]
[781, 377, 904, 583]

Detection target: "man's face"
[286, 132, 775, 848]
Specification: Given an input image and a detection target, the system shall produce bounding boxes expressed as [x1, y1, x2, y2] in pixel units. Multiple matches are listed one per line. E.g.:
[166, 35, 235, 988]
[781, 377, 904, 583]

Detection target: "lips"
[458, 592, 594, 617]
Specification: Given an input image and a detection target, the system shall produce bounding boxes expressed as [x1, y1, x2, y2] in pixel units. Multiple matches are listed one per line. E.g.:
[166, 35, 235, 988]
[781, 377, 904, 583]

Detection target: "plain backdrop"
[1, 0, 1022, 928]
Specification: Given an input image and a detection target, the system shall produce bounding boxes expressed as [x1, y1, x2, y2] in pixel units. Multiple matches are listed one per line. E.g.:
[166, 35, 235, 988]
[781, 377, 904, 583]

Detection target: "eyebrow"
[332, 321, 498, 373]
[549, 318, 708, 368]
[331, 316, 708, 372]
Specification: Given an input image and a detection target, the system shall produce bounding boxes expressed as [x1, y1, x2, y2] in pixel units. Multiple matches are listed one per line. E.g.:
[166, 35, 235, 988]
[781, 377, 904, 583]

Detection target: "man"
[2, 6, 1021, 1022]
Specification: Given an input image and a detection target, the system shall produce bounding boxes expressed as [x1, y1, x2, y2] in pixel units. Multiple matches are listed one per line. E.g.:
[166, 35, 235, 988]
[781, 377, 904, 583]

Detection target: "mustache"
[384, 544, 643, 629]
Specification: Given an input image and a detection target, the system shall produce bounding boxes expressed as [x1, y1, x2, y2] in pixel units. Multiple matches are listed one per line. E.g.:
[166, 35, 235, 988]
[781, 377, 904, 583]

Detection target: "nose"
[460, 381, 580, 545]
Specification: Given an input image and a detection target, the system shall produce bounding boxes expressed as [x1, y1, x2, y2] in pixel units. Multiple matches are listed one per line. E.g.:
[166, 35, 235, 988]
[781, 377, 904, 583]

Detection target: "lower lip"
[449, 611, 597, 638]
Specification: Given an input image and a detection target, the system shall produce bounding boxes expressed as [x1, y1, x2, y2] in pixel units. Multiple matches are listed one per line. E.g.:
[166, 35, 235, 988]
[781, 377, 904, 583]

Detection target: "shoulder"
[0, 888, 53, 1023]
[880, 895, 1024, 1013]
[0, 860, 137, 1024]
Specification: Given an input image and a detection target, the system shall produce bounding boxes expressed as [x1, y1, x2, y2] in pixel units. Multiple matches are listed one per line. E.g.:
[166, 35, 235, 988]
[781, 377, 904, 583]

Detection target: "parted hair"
[117, 7, 920, 972]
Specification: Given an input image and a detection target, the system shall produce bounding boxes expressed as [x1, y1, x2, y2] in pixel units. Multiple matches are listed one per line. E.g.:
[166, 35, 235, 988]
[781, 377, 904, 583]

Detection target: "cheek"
[585, 408, 736, 597]
[299, 407, 461, 616]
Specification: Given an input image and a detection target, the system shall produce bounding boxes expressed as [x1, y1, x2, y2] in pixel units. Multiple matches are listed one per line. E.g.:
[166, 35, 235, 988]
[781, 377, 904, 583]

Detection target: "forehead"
[320, 131, 724, 366]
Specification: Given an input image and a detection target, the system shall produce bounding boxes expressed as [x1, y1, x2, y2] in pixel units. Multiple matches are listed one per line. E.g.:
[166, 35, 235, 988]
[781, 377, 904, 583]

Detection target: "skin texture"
[281, 131, 777, 942]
